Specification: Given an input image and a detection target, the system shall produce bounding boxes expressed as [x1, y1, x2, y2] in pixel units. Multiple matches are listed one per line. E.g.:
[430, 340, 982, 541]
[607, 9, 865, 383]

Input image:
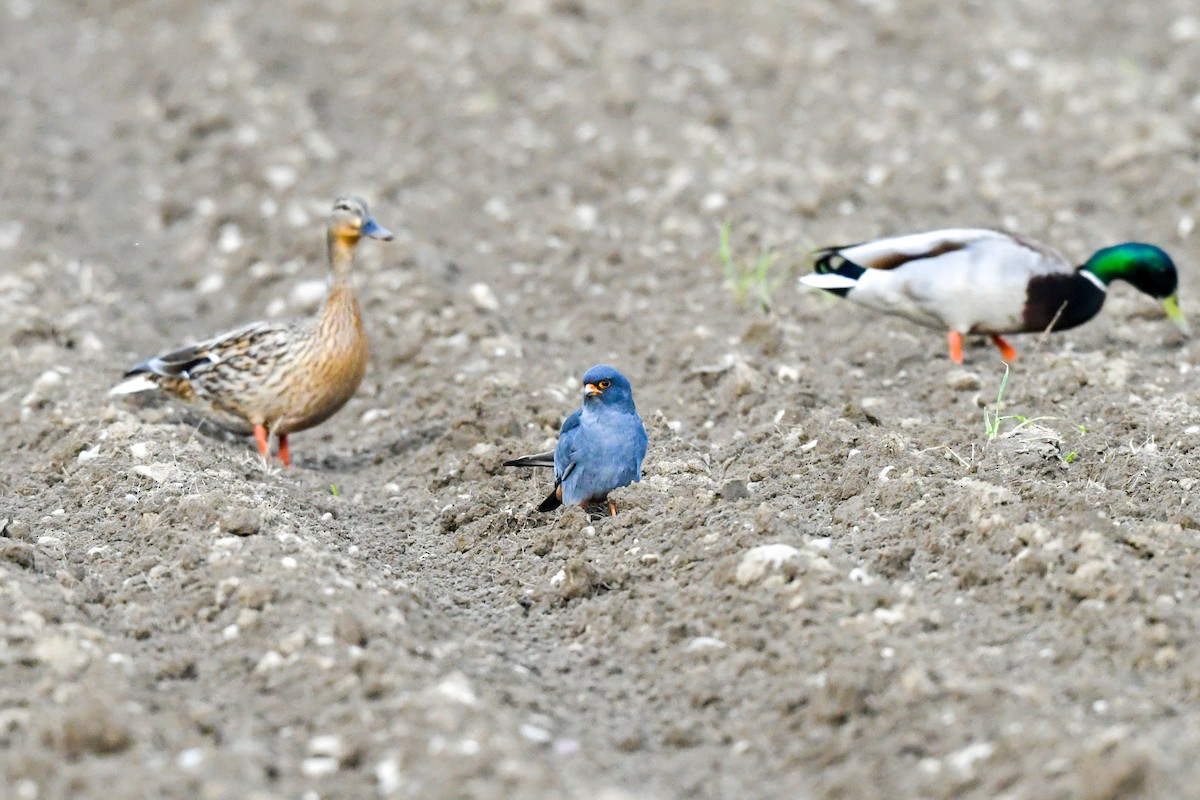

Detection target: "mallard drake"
[111, 196, 393, 466]
[504, 365, 649, 517]
[799, 228, 1187, 363]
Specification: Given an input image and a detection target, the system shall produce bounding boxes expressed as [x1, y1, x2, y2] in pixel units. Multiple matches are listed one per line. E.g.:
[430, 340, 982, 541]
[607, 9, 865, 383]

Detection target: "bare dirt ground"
[4, 1, 1200, 798]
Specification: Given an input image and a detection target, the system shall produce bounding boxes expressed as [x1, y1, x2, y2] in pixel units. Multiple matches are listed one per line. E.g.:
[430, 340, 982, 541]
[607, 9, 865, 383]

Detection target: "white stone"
[376, 758, 403, 795]
[177, 748, 205, 770]
[469, 282, 500, 312]
[685, 636, 727, 652]
[435, 672, 478, 706]
[300, 756, 339, 778]
[519, 724, 552, 743]
[196, 272, 225, 294]
[217, 223, 243, 254]
[308, 734, 343, 758]
[290, 279, 327, 309]
[133, 463, 179, 484]
[736, 544, 801, 586]
[254, 650, 285, 672]
[947, 741, 995, 776]
[265, 164, 298, 190]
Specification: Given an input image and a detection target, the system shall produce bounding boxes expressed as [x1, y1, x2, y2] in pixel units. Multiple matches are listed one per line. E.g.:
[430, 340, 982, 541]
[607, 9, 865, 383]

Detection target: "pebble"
[300, 756, 339, 778]
[435, 672, 478, 706]
[290, 278, 327, 309]
[264, 164, 298, 190]
[685, 636, 727, 652]
[947, 741, 995, 776]
[216, 223, 243, 254]
[376, 758, 403, 795]
[308, 734, 344, 759]
[946, 371, 981, 391]
[129, 442, 150, 459]
[253, 651, 286, 672]
[470, 282, 500, 312]
[519, 724, 552, 743]
[736, 544, 800, 586]
[132, 463, 180, 484]
[177, 747, 205, 770]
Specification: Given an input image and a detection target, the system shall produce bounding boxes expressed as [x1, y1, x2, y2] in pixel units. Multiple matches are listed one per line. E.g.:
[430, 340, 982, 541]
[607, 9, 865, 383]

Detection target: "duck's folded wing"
[124, 321, 284, 379]
[824, 228, 1003, 271]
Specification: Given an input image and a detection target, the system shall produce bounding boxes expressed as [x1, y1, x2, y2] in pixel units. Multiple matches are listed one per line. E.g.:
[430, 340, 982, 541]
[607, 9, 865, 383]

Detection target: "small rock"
[132, 463, 180, 484]
[301, 756, 339, 778]
[219, 508, 262, 537]
[290, 278, 327, 309]
[519, 724, 552, 744]
[0, 540, 35, 570]
[685, 636, 727, 652]
[216, 223, 243, 254]
[33, 634, 90, 675]
[264, 164, 298, 190]
[177, 747, 205, 770]
[469, 282, 500, 312]
[736, 544, 800, 586]
[720, 480, 750, 502]
[308, 734, 344, 759]
[557, 557, 601, 600]
[947, 741, 995, 777]
[376, 758, 403, 795]
[435, 672, 478, 706]
[334, 609, 368, 647]
[129, 442, 150, 459]
[254, 651, 285, 672]
[947, 372, 982, 391]
[47, 698, 133, 758]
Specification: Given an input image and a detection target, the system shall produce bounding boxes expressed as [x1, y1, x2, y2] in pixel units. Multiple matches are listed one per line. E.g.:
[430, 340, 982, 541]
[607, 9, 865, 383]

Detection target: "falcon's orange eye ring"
[598, 379, 612, 389]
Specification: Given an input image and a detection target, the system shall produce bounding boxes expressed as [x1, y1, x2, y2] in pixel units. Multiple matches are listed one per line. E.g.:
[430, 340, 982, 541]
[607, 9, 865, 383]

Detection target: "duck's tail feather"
[109, 374, 159, 396]
[801, 249, 864, 297]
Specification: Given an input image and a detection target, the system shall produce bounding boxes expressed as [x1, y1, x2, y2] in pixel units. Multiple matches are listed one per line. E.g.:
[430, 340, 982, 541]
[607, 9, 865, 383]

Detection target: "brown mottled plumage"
[111, 197, 393, 466]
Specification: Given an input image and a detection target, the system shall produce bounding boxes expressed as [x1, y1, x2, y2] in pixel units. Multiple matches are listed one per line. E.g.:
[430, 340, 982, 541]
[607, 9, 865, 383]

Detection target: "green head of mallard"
[1084, 242, 1188, 335]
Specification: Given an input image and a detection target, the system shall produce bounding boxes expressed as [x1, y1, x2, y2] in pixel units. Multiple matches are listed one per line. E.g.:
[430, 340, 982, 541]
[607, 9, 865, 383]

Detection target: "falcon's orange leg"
[990, 335, 1018, 363]
[608, 500, 618, 517]
[278, 435, 291, 467]
[253, 424, 271, 460]
[947, 331, 964, 364]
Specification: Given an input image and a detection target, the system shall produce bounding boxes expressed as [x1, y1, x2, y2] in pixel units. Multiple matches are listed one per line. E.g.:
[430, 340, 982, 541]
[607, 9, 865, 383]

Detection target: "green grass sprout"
[718, 221, 788, 313]
[983, 364, 1055, 441]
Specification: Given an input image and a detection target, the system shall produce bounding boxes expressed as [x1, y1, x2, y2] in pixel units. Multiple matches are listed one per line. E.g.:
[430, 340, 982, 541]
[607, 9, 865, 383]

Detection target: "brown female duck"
[111, 196, 392, 466]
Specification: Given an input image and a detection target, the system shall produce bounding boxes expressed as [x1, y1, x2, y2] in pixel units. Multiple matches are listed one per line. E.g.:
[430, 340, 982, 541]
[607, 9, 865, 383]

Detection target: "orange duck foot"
[947, 331, 964, 365]
[254, 424, 271, 460]
[990, 334, 1018, 363]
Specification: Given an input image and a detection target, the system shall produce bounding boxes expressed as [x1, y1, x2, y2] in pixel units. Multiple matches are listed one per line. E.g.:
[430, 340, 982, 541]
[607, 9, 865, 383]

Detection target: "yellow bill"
[1162, 294, 1189, 335]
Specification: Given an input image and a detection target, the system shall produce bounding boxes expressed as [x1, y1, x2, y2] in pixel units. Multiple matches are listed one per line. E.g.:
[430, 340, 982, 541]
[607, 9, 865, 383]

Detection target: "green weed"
[983, 364, 1054, 440]
[718, 221, 787, 313]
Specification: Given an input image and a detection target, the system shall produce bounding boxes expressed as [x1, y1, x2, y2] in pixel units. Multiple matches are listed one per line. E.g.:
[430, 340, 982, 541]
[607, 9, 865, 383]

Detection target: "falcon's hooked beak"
[584, 383, 603, 397]
[1162, 294, 1190, 336]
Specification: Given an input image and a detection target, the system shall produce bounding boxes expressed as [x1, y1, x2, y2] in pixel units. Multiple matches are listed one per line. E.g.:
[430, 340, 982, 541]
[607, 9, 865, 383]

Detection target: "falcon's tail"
[503, 451, 555, 469]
